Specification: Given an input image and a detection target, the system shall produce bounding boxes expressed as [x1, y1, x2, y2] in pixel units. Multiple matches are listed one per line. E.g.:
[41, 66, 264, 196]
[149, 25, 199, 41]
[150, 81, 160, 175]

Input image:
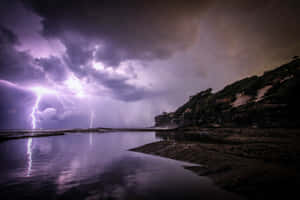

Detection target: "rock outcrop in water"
[155, 58, 300, 128]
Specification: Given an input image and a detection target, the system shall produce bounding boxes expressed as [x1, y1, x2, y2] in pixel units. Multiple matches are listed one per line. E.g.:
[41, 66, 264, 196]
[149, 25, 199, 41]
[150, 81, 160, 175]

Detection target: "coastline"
[2, 126, 300, 199]
[131, 128, 300, 200]
[0, 127, 176, 141]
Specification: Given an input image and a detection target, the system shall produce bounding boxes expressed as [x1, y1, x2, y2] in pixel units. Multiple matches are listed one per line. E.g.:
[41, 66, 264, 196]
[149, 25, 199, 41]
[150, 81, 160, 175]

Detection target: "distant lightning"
[89, 110, 95, 146]
[89, 110, 95, 128]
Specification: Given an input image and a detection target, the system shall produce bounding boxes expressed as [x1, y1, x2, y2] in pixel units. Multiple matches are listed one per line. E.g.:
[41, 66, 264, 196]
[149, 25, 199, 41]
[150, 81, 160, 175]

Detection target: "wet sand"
[131, 128, 300, 200]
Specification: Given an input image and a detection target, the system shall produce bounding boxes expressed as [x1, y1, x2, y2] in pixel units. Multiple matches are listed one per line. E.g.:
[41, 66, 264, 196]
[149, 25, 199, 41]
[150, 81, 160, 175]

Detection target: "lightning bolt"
[31, 93, 41, 129]
[27, 87, 55, 177]
[27, 138, 33, 177]
[0, 79, 92, 174]
[27, 88, 54, 177]
[89, 110, 95, 129]
[89, 110, 95, 146]
[27, 93, 42, 177]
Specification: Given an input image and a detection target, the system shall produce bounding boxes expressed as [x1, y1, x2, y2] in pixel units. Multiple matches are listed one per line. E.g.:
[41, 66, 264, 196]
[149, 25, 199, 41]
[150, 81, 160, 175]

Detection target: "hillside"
[155, 58, 300, 128]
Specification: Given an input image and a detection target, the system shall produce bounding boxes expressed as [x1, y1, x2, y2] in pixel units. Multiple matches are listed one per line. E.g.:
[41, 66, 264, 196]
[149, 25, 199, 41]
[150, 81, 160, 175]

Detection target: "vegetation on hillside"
[155, 58, 300, 128]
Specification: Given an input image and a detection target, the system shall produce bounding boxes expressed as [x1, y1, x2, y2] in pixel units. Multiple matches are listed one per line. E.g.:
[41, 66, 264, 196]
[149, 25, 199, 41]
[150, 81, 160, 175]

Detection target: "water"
[0, 132, 242, 200]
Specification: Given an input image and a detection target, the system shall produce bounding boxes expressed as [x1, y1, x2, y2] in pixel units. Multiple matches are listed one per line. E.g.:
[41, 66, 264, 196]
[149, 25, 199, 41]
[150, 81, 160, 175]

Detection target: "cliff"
[155, 58, 300, 128]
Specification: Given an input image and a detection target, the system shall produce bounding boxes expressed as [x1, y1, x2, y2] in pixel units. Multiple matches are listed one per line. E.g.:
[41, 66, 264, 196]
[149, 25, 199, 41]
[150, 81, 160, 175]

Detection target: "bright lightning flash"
[89, 111, 95, 146]
[27, 86, 57, 176]
[31, 94, 41, 129]
[64, 75, 86, 98]
[89, 110, 95, 128]
[29, 86, 57, 129]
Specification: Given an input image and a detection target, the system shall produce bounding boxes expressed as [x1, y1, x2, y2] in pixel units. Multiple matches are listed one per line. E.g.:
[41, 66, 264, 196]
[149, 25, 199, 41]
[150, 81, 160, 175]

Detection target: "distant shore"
[0, 127, 176, 141]
[131, 127, 300, 200]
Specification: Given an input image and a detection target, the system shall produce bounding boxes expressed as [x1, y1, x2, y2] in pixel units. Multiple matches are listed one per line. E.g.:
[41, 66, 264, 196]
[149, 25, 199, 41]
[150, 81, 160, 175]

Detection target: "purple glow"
[1, 0, 299, 130]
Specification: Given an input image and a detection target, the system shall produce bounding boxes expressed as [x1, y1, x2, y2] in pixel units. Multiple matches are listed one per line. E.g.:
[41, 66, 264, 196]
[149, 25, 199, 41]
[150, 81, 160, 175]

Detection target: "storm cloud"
[0, 25, 45, 84]
[23, 0, 210, 66]
[0, 0, 300, 129]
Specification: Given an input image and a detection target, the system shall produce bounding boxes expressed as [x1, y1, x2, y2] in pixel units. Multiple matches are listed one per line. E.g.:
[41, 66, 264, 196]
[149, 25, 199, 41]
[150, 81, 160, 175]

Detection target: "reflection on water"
[26, 138, 33, 177]
[0, 132, 243, 200]
[89, 133, 93, 146]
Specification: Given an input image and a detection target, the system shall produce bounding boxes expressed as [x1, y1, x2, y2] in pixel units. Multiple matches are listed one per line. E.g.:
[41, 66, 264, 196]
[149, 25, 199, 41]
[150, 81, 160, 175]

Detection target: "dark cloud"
[62, 36, 94, 77]
[22, 0, 210, 66]
[22, 0, 300, 72]
[0, 26, 19, 45]
[19, 0, 211, 102]
[21, 0, 300, 95]
[0, 25, 45, 84]
[95, 44, 126, 67]
[89, 68, 153, 101]
[35, 56, 68, 82]
[205, 0, 300, 74]
[68, 64, 152, 102]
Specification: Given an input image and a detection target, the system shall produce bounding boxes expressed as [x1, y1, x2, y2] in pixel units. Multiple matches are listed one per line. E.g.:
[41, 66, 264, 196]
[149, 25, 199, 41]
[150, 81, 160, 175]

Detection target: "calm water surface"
[0, 132, 242, 200]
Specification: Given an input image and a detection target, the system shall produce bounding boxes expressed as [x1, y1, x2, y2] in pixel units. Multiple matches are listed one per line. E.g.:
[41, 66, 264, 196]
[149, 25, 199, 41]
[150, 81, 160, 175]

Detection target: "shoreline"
[131, 128, 300, 200]
[2, 126, 300, 199]
[0, 127, 176, 141]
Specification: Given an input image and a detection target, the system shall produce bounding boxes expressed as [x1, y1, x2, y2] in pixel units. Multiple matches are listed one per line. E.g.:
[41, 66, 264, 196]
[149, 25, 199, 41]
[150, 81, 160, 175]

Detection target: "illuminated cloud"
[0, 0, 300, 129]
[64, 74, 86, 98]
[39, 107, 57, 121]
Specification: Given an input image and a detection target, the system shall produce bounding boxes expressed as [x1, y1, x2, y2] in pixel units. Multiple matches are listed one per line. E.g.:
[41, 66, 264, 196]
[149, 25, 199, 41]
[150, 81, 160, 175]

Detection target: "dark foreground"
[131, 128, 300, 200]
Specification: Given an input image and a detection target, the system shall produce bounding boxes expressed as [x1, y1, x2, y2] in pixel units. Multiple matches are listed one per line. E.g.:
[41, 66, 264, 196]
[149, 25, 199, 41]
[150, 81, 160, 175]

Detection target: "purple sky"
[1, 0, 300, 129]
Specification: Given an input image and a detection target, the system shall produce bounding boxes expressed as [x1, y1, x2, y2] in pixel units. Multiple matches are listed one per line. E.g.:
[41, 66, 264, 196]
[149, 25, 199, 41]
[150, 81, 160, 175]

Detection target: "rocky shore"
[131, 128, 300, 200]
